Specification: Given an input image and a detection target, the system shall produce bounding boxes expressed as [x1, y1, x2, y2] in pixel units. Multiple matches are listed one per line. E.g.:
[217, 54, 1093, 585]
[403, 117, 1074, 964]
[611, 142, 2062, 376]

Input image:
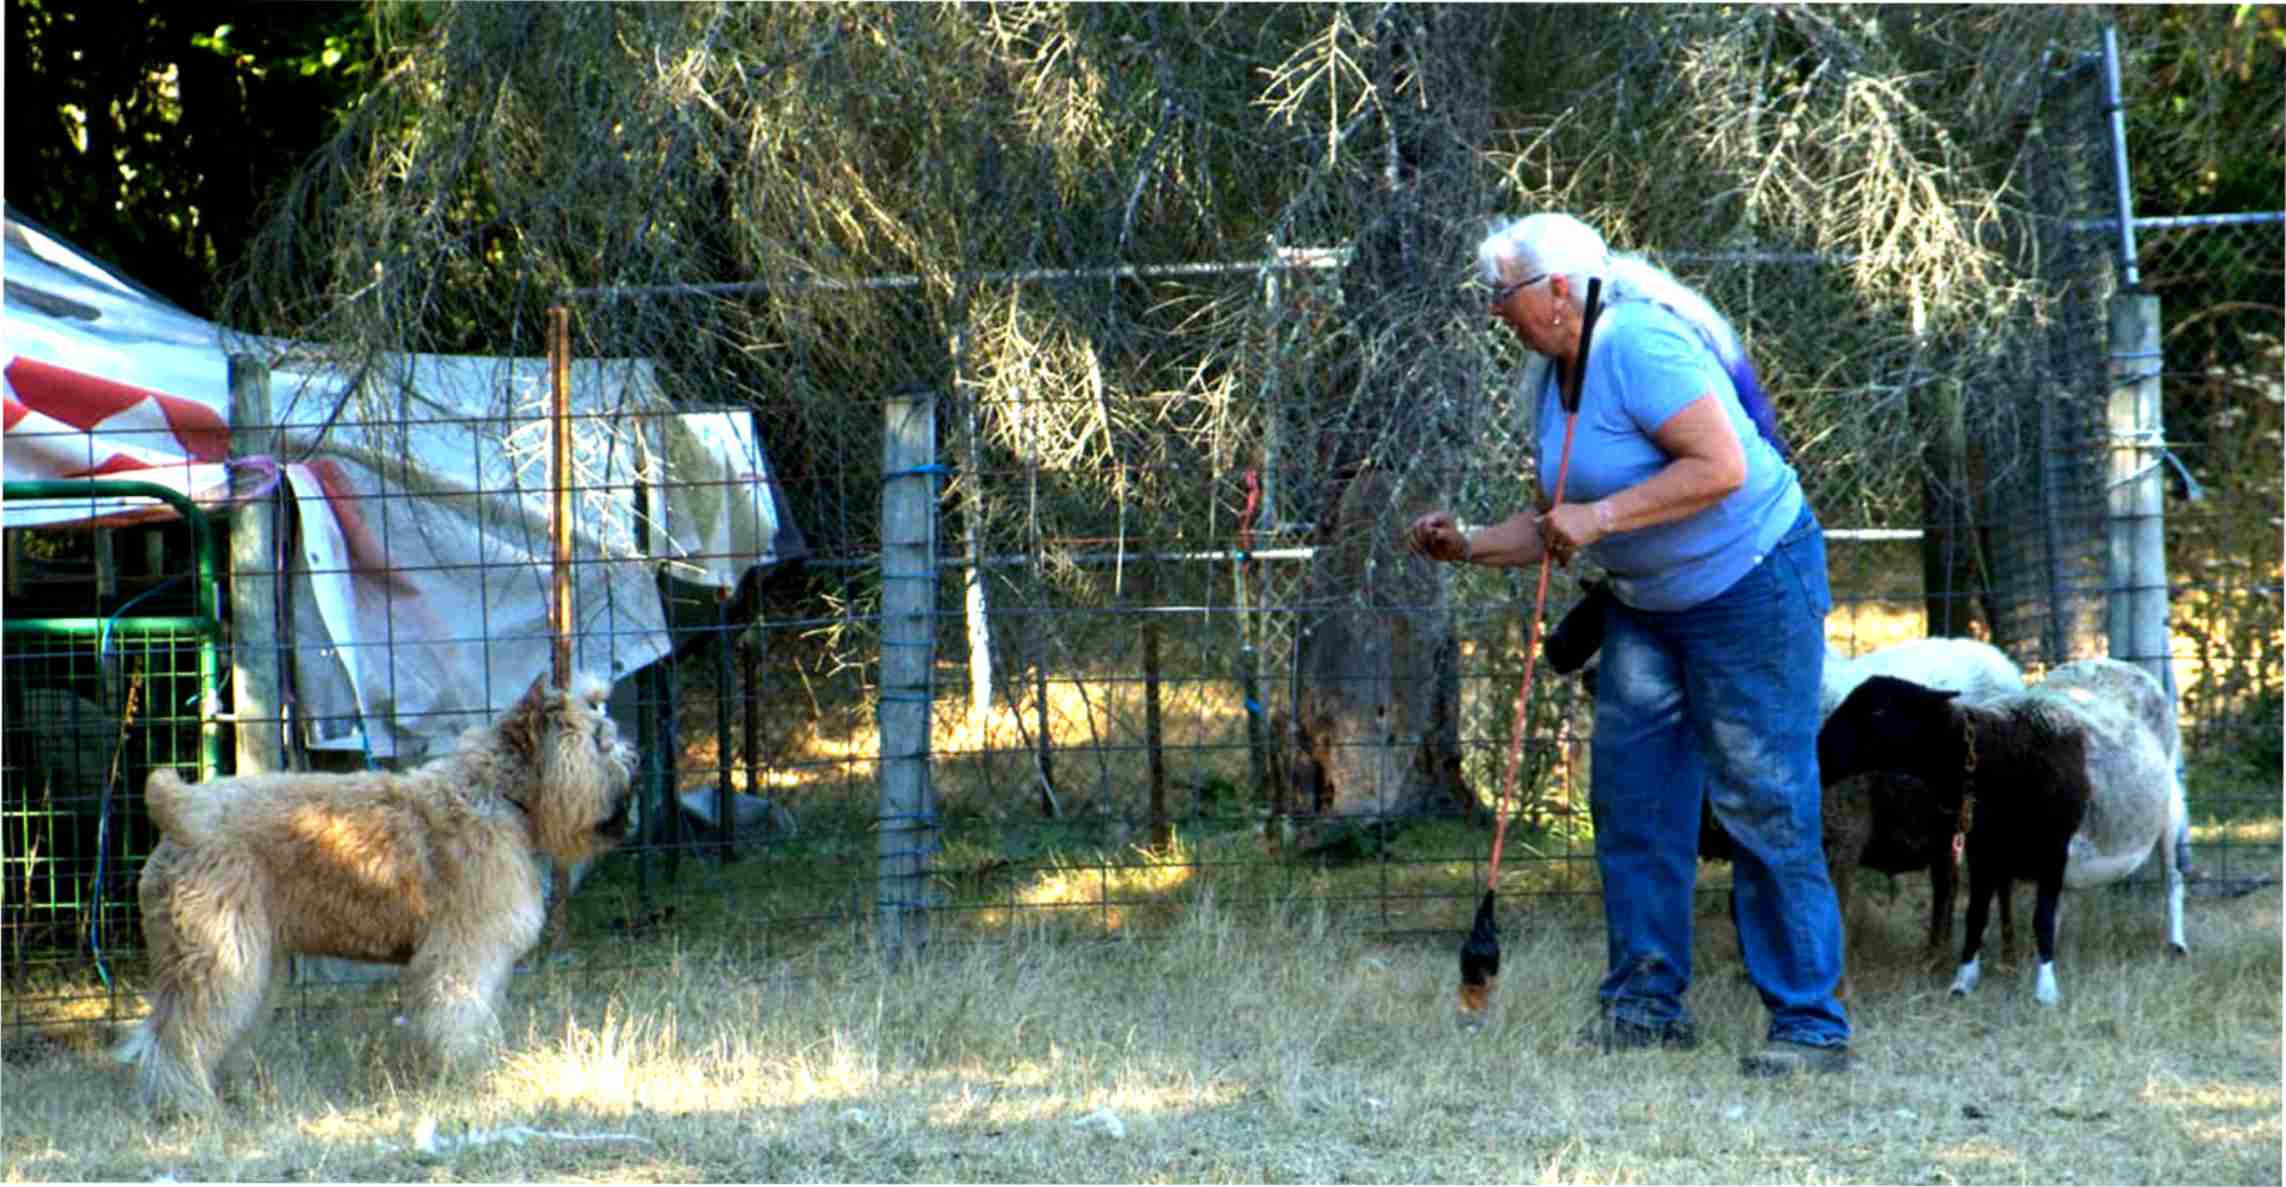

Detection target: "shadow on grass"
[561, 802, 1611, 959]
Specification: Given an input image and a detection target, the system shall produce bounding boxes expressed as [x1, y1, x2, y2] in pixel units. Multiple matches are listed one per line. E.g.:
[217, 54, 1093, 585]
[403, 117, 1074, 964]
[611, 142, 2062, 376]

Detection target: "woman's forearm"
[1462, 510, 1550, 568]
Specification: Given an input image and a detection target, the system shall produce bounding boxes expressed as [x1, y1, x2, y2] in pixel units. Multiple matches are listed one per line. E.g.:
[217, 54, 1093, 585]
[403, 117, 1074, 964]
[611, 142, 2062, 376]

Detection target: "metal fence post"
[1141, 554, 1169, 851]
[714, 588, 740, 863]
[2107, 293, 2171, 685]
[879, 389, 940, 961]
[2096, 21, 2171, 689]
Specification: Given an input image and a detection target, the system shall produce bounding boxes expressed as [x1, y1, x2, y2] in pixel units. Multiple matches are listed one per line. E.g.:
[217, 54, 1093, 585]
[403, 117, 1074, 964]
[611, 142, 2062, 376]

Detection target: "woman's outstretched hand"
[1408, 511, 1469, 564]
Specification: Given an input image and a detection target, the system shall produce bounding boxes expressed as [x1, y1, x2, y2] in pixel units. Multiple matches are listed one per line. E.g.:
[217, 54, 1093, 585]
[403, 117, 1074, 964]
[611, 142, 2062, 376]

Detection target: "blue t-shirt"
[1534, 299, 1804, 612]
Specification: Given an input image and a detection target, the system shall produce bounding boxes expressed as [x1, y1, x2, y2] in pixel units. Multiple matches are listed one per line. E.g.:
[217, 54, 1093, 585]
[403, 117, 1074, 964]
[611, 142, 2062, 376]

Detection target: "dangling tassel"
[1458, 888, 1502, 1017]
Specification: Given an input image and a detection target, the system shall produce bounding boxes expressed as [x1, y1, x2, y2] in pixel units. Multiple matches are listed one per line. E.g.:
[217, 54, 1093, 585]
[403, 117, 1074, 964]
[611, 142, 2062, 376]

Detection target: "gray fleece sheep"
[1819, 660, 2186, 1007]
[2040, 659, 2190, 950]
[2042, 657, 2194, 880]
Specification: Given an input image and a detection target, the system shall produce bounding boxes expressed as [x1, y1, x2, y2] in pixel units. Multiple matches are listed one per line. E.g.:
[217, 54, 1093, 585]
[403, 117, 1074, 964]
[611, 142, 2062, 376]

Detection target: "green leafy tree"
[2120, 4, 2285, 217]
[42, 3, 2268, 817]
[5, 0, 398, 316]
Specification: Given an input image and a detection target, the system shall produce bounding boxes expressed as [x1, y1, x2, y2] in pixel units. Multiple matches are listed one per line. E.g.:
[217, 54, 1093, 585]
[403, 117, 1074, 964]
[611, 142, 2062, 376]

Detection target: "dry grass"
[10, 543, 2276, 1181]
[5, 871, 2279, 1184]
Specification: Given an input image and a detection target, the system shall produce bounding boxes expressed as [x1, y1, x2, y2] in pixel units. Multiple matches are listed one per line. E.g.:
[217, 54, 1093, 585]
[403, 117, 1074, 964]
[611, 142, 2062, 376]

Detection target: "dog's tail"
[143, 767, 225, 844]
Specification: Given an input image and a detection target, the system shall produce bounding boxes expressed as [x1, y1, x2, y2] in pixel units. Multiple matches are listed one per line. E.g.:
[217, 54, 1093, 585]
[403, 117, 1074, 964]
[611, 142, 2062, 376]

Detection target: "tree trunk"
[1272, 4, 1491, 849]
[1917, 375, 2001, 644]
[1290, 469, 1464, 823]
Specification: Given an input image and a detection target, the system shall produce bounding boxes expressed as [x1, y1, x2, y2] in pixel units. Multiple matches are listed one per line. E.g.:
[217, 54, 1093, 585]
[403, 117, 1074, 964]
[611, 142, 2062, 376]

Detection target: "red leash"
[1486, 416, 1578, 886]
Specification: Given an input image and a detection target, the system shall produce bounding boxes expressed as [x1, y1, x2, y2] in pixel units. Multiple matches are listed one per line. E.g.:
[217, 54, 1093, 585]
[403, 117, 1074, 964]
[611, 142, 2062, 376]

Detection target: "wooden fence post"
[227, 353, 286, 777]
[879, 389, 939, 961]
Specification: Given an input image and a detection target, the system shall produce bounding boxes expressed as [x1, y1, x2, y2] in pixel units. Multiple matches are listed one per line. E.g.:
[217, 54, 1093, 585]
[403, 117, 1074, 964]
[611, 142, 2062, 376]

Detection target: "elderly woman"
[1408, 212, 1850, 1077]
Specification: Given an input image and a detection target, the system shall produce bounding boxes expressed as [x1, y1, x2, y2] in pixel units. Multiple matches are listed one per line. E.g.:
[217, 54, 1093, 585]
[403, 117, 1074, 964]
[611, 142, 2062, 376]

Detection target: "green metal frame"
[3, 481, 226, 971]
[3, 480, 225, 781]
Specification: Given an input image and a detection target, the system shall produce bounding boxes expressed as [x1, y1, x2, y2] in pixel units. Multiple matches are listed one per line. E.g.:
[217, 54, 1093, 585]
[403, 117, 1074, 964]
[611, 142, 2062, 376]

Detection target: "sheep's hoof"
[2167, 942, 2189, 958]
[1947, 986, 1968, 998]
[2033, 962, 2060, 1006]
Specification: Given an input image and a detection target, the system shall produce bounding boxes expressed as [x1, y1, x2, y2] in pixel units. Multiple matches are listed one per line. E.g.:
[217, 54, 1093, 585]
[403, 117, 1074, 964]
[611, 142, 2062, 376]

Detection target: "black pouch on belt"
[1544, 578, 1614, 676]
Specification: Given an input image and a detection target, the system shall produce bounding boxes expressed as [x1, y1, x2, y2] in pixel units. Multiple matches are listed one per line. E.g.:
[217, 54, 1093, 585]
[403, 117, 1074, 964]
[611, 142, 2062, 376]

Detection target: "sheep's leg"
[1924, 856, 1954, 959]
[2030, 868, 2065, 1006]
[2173, 802, 2195, 880]
[2163, 799, 2190, 957]
[1951, 865, 2000, 998]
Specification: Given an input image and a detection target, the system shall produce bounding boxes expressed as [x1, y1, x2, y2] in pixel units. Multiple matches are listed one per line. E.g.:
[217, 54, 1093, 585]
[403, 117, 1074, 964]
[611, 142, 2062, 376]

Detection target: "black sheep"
[1818, 675, 2094, 1004]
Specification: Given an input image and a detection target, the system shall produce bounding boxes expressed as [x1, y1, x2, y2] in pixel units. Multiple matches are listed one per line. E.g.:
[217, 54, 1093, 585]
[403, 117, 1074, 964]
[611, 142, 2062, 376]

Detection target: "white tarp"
[3, 210, 802, 756]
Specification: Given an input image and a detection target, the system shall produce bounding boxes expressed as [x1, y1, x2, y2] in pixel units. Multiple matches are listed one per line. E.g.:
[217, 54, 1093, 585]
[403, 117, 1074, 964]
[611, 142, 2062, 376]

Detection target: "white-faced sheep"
[1819, 636, 2024, 720]
[1818, 663, 2186, 1006]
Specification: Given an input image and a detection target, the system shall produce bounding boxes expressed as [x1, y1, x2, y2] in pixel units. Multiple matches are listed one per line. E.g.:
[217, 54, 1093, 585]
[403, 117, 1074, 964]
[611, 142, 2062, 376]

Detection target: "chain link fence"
[581, 29, 2280, 947]
[596, 230, 2278, 959]
[2132, 212, 2285, 899]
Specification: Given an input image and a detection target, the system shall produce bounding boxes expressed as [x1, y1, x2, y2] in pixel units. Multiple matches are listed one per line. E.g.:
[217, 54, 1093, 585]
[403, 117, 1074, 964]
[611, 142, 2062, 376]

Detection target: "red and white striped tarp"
[4, 212, 799, 756]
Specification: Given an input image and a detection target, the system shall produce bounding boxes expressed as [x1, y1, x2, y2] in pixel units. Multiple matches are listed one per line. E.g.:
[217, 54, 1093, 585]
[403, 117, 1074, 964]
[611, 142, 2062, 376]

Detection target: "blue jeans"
[1587, 509, 1850, 1047]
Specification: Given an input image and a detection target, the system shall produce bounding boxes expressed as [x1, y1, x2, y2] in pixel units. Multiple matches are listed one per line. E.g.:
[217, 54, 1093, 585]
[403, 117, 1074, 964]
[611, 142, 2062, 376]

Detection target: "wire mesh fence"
[4, 13, 2278, 1037]
[2129, 211, 2286, 897]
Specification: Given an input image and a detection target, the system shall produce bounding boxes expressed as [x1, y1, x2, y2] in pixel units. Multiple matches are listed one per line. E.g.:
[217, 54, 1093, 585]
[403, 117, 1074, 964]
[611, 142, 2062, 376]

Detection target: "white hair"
[1476, 212, 1748, 369]
[1476, 211, 1798, 459]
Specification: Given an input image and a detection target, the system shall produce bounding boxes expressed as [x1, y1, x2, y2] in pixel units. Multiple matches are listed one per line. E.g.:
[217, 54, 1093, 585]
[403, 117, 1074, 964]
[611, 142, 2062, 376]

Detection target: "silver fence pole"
[2107, 294, 2172, 687]
[2100, 23, 2144, 291]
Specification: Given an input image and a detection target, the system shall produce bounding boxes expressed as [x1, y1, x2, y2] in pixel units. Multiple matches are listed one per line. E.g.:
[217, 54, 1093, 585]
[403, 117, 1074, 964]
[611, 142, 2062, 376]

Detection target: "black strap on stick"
[1561, 276, 1605, 414]
[1484, 274, 1604, 887]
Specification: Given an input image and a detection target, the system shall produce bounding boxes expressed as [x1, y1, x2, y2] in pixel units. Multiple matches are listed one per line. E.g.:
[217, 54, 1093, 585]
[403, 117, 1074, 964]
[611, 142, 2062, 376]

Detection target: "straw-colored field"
[4, 861, 2278, 1184]
[8, 540, 2278, 1182]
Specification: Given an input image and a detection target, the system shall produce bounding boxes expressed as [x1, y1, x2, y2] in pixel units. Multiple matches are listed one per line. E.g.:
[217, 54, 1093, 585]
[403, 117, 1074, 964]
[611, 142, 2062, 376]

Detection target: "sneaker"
[1739, 1038, 1851, 1078]
[1574, 1013, 1699, 1053]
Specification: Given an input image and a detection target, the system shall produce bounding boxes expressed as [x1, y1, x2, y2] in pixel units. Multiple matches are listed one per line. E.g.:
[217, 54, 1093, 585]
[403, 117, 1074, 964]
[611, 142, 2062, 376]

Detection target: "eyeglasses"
[1490, 272, 1548, 306]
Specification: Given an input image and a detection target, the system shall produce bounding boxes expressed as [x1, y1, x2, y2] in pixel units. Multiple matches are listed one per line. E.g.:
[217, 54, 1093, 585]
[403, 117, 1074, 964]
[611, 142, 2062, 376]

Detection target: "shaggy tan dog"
[115, 674, 637, 1115]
